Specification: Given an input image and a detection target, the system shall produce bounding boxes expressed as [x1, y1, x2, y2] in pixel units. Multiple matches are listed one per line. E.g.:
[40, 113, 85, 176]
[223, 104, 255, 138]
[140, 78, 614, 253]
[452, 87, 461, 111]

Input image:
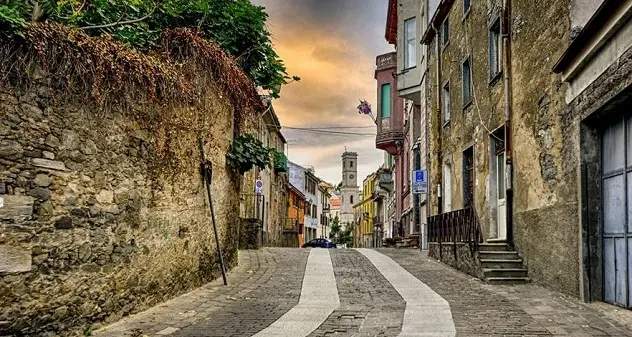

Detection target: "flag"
[357, 99, 372, 115]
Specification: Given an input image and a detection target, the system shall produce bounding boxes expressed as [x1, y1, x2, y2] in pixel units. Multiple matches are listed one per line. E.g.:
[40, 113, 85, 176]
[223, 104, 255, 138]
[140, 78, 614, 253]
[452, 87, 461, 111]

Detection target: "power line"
[265, 124, 375, 130]
[281, 127, 375, 136]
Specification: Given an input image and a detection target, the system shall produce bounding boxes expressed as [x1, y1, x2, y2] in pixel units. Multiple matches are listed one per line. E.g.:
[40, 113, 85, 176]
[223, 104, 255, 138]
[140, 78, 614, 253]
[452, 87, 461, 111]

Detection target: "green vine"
[226, 134, 272, 174]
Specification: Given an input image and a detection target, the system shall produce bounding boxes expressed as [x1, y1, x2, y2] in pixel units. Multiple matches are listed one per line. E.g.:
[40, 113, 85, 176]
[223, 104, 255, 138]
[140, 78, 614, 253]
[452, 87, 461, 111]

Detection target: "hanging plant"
[226, 134, 271, 174]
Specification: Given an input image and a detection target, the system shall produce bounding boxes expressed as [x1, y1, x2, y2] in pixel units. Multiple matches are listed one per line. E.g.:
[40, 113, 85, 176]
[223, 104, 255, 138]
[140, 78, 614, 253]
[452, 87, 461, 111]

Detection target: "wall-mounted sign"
[413, 170, 427, 194]
[255, 180, 263, 195]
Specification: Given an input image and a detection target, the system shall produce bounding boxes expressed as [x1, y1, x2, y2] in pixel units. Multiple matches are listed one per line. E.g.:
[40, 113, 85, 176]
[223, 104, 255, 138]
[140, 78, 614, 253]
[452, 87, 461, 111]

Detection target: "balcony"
[273, 151, 288, 173]
[376, 52, 397, 70]
[375, 52, 404, 156]
[376, 124, 404, 155]
[378, 170, 394, 192]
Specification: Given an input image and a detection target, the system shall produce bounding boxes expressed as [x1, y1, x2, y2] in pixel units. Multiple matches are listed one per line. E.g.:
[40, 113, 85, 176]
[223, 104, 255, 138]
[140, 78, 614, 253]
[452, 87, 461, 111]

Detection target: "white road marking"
[253, 248, 339, 337]
[357, 249, 456, 337]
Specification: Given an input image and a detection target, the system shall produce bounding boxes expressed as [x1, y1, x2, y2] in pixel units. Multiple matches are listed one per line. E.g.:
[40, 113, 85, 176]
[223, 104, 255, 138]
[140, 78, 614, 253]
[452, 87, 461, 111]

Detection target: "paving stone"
[378, 248, 632, 337]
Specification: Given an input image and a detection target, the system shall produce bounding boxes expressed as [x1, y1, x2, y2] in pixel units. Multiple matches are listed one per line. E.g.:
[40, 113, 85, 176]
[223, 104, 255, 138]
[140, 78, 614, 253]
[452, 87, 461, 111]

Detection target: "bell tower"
[339, 150, 360, 225]
[341, 151, 358, 187]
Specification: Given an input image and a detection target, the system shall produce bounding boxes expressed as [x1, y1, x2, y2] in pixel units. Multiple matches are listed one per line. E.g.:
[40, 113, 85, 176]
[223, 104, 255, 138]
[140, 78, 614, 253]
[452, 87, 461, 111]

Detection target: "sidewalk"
[380, 248, 632, 337]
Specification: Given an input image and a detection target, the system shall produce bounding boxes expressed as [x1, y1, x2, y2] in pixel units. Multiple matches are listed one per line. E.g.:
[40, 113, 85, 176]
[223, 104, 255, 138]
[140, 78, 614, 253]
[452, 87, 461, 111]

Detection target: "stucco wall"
[0, 84, 241, 335]
[427, 0, 580, 296]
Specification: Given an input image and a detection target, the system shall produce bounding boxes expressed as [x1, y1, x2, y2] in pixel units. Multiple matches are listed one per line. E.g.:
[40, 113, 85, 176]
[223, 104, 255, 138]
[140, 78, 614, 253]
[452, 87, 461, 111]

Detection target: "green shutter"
[381, 83, 391, 118]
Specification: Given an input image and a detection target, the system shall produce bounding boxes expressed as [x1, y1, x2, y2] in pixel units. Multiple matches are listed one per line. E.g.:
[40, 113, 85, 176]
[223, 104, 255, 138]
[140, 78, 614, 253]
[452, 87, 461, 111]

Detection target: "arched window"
[350, 195, 354, 204]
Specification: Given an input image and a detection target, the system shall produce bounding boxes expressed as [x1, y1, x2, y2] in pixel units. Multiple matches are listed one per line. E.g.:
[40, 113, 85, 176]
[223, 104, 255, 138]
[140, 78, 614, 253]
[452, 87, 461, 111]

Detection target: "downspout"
[502, 0, 514, 248]
[433, 24, 443, 215]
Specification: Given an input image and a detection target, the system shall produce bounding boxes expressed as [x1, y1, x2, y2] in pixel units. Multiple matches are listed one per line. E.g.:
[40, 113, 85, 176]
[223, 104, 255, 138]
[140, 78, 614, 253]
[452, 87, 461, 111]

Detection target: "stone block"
[0, 195, 34, 220]
[0, 244, 32, 273]
[42, 151, 55, 160]
[96, 190, 114, 204]
[33, 174, 52, 187]
[0, 140, 24, 160]
[31, 158, 67, 171]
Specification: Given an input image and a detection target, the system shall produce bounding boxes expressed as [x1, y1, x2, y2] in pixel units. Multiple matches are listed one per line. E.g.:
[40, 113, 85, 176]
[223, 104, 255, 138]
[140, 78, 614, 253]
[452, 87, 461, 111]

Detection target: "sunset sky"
[252, 0, 393, 185]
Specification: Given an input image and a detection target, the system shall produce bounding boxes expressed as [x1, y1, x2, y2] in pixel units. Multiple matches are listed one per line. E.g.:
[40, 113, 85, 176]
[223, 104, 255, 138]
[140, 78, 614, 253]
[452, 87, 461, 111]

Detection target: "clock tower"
[339, 151, 360, 225]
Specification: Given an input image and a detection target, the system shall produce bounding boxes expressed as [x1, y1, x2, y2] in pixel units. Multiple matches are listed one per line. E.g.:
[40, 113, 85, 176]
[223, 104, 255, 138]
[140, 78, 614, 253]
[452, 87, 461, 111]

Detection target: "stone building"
[418, 0, 632, 304]
[553, 0, 632, 308]
[338, 151, 361, 226]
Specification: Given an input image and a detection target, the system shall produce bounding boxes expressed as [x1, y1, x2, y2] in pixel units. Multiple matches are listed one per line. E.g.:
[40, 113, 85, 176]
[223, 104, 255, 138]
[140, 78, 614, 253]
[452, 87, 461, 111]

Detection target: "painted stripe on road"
[252, 248, 339, 337]
[357, 249, 456, 337]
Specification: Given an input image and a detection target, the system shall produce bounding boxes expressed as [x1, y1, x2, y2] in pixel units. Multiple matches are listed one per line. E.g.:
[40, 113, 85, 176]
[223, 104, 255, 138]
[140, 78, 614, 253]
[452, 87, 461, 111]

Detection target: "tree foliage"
[0, 0, 295, 97]
[227, 134, 273, 174]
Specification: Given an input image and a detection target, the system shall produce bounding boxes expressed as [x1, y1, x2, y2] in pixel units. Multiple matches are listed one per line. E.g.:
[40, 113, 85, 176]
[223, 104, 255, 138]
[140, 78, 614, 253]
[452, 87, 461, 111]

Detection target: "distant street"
[95, 248, 632, 337]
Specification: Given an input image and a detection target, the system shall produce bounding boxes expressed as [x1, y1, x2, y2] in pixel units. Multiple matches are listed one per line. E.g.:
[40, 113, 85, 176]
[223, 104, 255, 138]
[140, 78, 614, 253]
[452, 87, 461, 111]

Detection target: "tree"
[0, 0, 297, 97]
[329, 216, 341, 242]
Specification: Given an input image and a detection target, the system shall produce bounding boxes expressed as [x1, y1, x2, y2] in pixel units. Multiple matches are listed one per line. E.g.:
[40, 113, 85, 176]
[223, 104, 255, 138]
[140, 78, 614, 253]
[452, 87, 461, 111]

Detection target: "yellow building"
[353, 173, 378, 247]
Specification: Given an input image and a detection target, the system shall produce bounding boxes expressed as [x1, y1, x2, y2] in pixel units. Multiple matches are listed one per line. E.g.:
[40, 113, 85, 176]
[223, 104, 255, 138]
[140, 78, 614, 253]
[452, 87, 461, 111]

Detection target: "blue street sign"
[413, 170, 427, 194]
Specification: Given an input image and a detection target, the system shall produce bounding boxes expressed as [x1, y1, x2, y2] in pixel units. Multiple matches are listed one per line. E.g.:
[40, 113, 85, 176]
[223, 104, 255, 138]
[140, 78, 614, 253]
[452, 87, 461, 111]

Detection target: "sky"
[252, 0, 393, 186]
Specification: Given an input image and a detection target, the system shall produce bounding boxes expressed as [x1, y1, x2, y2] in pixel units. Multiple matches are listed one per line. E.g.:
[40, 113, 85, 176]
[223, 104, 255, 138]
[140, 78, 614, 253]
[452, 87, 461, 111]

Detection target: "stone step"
[483, 268, 528, 278]
[480, 258, 523, 269]
[479, 251, 519, 260]
[485, 276, 530, 285]
[478, 243, 509, 252]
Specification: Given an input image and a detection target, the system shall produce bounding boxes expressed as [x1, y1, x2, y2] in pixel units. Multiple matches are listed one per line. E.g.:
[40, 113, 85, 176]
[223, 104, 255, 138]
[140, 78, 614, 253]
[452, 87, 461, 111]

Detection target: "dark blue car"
[302, 238, 337, 248]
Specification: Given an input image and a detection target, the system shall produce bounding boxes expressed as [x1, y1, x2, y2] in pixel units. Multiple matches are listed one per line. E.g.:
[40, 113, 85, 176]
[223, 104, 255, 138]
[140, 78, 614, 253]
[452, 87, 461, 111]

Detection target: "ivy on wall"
[226, 134, 272, 175]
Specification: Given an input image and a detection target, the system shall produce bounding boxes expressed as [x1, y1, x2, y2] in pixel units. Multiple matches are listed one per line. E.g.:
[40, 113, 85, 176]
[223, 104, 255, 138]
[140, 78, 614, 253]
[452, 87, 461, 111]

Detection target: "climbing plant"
[226, 134, 272, 174]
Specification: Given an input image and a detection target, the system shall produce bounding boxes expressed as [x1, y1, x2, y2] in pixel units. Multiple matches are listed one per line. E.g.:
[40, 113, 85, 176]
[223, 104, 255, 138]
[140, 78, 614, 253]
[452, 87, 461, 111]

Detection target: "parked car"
[302, 238, 337, 248]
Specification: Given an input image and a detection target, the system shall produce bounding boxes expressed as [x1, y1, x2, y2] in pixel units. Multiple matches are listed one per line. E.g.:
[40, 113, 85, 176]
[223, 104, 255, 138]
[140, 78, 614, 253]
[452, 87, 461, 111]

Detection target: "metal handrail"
[428, 206, 483, 258]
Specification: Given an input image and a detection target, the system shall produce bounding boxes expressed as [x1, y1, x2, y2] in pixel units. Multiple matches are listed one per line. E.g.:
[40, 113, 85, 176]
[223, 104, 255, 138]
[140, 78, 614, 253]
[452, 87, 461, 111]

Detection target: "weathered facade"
[422, 0, 584, 295]
[553, 0, 632, 307]
[0, 83, 243, 335]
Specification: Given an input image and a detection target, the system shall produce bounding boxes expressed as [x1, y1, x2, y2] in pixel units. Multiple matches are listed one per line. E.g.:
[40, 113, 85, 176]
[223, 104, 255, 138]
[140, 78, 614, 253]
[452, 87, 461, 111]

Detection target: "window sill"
[443, 120, 451, 128]
[489, 71, 502, 87]
[442, 40, 450, 51]
[462, 99, 473, 110]
[462, 8, 471, 21]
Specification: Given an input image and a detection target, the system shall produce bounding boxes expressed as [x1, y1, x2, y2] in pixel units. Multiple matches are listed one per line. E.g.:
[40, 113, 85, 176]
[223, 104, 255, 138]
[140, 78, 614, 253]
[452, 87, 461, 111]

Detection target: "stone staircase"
[479, 242, 529, 285]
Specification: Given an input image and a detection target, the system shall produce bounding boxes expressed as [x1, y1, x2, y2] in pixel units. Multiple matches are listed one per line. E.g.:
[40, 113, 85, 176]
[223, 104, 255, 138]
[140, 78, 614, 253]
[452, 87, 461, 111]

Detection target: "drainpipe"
[502, 0, 514, 248]
[433, 24, 443, 215]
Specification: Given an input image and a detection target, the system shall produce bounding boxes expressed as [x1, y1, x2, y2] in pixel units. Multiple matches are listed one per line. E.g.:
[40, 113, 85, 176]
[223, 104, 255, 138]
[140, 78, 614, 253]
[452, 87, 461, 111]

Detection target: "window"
[381, 83, 391, 118]
[462, 57, 472, 106]
[312, 205, 317, 217]
[404, 18, 416, 69]
[463, 0, 471, 16]
[350, 195, 354, 204]
[442, 81, 450, 124]
[489, 19, 501, 78]
[350, 161, 354, 168]
[441, 17, 449, 47]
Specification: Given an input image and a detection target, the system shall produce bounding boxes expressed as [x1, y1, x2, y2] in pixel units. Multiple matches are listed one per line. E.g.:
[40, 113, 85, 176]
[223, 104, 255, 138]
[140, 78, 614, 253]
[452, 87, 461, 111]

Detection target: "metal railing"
[428, 206, 483, 259]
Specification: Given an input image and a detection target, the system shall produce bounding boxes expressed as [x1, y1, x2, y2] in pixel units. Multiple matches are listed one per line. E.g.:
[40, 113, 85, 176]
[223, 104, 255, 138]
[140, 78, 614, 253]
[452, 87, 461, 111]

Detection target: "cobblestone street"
[94, 248, 632, 337]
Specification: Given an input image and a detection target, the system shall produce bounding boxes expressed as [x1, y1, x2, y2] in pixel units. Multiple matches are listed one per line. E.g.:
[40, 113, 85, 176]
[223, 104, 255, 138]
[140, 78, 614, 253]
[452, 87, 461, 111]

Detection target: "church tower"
[341, 151, 358, 188]
[339, 151, 360, 225]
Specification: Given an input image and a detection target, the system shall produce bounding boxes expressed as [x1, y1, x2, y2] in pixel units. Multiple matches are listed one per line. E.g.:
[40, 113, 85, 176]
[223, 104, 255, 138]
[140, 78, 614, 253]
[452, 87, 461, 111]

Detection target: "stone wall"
[0, 84, 241, 336]
[426, 0, 580, 296]
[428, 242, 484, 279]
[510, 0, 578, 296]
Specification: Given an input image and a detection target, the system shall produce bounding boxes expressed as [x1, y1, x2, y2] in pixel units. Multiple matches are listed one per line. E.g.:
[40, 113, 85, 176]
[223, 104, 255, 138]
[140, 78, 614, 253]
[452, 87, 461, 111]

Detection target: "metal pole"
[198, 138, 228, 286]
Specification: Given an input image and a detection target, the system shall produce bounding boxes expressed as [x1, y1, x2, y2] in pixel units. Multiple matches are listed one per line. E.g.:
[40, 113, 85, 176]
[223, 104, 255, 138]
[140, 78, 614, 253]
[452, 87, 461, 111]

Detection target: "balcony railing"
[428, 207, 483, 258]
[273, 151, 288, 173]
[376, 52, 397, 70]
